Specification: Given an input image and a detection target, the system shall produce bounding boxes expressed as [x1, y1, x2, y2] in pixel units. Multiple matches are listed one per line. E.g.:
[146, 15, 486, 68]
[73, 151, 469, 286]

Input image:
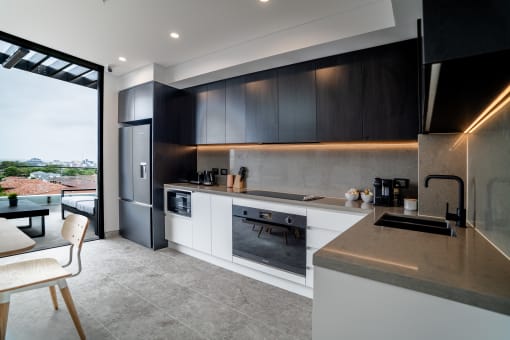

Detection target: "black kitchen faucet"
[424, 175, 466, 227]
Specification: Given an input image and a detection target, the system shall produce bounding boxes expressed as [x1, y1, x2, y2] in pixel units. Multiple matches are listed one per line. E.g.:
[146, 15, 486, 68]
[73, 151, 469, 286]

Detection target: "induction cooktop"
[243, 190, 323, 201]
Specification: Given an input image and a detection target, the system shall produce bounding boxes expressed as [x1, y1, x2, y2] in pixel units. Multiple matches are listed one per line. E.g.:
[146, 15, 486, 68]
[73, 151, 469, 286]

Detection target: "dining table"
[0, 218, 36, 257]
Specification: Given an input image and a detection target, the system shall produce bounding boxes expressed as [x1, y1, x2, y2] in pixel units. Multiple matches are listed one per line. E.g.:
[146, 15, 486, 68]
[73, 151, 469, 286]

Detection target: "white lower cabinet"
[211, 195, 233, 261]
[165, 214, 192, 248]
[306, 208, 366, 288]
[313, 267, 510, 340]
[192, 192, 212, 254]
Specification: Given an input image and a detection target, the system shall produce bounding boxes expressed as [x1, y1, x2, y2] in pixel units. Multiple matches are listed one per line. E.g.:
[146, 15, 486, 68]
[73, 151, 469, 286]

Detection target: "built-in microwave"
[165, 189, 192, 217]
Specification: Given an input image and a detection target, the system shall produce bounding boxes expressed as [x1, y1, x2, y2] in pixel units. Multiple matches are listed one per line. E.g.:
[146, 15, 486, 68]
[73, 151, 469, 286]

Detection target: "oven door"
[232, 215, 306, 276]
[166, 189, 191, 217]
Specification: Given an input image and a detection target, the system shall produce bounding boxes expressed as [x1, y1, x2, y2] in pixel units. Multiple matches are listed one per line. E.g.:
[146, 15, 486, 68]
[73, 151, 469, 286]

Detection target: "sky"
[0, 67, 97, 162]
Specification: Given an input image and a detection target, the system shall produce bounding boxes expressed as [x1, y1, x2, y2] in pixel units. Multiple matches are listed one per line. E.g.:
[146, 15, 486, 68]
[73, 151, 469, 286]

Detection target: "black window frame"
[0, 30, 105, 238]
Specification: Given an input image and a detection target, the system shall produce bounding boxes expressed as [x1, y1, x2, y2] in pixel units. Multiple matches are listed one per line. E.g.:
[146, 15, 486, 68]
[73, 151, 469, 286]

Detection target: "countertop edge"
[164, 183, 372, 214]
[314, 249, 510, 316]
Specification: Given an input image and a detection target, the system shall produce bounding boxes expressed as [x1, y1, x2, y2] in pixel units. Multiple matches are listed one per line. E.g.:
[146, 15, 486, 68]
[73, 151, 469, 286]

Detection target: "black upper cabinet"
[362, 41, 419, 140]
[118, 87, 135, 123]
[168, 91, 195, 145]
[206, 81, 226, 144]
[134, 82, 154, 120]
[278, 63, 317, 142]
[194, 85, 208, 144]
[423, 0, 510, 64]
[226, 77, 246, 143]
[245, 70, 278, 143]
[118, 82, 154, 123]
[316, 54, 364, 141]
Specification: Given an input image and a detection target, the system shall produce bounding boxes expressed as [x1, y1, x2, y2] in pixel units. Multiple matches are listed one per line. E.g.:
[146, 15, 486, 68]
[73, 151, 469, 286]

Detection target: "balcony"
[0, 165, 99, 252]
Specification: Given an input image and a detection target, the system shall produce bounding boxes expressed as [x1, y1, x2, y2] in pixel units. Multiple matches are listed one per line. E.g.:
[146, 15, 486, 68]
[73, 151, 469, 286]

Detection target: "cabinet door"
[177, 92, 195, 145]
[226, 77, 246, 143]
[191, 192, 211, 254]
[206, 81, 226, 144]
[134, 82, 154, 120]
[245, 70, 278, 143]
[316, 54, 364, 141]
[118, 88, 135, 123]
[194, 86, 208, 144]
[278, 63, 317, 142]
[362, 41, 419, 140]
[211, 195, 232, 261]
[119, 127, 133, 200]
[165, 214, 192, 248]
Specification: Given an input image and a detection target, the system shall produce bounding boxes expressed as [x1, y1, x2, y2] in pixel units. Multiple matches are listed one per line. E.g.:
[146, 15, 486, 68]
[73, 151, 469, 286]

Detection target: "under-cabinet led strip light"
[464, 84, 510, 134]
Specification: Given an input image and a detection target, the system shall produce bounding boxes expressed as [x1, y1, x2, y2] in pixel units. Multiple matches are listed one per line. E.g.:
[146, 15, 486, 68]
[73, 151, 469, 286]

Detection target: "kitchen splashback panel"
[226, 147, 418, 198]
[467, 100, 510, 257]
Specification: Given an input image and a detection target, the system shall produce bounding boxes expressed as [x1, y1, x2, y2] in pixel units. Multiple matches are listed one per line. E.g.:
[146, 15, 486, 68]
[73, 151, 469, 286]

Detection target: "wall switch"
[212, 168, 219, 175]
[220, 168, 228, 175]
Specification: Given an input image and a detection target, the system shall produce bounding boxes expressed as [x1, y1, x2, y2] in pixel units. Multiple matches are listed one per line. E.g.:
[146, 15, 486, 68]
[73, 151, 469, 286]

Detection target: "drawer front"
[307, 227, 340, 250]
[307, 208, 365, 232]
[165, 214, 192, 248]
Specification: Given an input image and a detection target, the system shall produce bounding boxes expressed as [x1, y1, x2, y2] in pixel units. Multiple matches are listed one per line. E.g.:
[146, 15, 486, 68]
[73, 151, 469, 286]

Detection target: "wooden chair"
[0, 214, 89, 340]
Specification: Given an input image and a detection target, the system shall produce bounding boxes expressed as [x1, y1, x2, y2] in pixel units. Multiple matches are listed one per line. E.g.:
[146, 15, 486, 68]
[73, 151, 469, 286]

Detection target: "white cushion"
[61, 196, 96, 208]
[76, 200, 95, 215]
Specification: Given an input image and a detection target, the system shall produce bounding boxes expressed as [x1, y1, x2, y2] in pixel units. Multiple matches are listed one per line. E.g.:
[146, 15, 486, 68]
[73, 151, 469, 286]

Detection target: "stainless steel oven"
[165, 189, 192, 217]
[232, 204, 306, 276]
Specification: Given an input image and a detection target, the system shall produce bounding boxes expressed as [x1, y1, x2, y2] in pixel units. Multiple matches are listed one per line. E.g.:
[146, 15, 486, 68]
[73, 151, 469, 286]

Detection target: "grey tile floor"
[2, 235, 312, 340]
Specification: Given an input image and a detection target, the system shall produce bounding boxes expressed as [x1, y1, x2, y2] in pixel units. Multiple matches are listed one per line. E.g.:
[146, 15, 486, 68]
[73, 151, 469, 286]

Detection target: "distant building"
[80, 159, 96, 168]
[30, 171, 61, 181]
[25, 157, 46, 166]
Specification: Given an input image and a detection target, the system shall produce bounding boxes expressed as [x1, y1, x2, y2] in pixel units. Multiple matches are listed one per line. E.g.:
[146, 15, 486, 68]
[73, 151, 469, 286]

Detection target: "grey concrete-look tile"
[106, 308, 205, 340]
[7, 290, 114, 340]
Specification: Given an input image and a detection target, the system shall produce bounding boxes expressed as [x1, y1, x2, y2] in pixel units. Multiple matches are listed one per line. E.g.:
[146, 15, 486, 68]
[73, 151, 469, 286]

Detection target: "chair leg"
[49, 286, 58, 310]
[59, 282, 85, 340]
[0, 301, 10, 340]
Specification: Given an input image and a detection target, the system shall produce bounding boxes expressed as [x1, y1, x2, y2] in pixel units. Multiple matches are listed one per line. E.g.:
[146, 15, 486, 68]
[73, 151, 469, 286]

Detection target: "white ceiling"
[0, 0, 421, 88]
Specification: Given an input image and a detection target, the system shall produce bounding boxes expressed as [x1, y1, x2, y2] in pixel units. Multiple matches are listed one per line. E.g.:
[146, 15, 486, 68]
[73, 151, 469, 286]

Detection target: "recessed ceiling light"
[170, 32, 180, 39]
[259, 0, 269, 2]
[118, 56, 127, 62]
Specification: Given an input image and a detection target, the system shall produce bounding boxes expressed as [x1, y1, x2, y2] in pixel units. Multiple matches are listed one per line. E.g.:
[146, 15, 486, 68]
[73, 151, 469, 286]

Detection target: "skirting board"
[168, 242, 313, 299]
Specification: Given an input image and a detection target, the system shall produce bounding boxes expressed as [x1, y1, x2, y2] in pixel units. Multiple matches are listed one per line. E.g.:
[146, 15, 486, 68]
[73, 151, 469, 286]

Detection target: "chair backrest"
[61, 214, 89, 249]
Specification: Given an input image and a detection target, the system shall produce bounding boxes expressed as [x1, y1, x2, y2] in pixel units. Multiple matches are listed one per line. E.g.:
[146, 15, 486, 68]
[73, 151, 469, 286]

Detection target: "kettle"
[203, 171, 216, 185]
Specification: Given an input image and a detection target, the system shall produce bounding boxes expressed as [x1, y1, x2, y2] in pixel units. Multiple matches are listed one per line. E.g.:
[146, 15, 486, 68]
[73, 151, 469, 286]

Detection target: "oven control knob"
[285, 216, 292, 224]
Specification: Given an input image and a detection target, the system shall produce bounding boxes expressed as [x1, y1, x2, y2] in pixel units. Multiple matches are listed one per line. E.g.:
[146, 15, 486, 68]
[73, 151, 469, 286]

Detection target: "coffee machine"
[374, 178, 409, 206]
[374, 178, 393, 206]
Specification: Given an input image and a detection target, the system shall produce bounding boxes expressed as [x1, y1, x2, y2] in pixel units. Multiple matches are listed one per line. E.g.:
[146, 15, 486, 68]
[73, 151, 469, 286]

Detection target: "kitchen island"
[313, 206, 510, 339]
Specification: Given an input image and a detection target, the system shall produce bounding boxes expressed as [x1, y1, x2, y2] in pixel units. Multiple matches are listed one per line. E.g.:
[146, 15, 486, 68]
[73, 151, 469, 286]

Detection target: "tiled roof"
[1, 176, 67, 195]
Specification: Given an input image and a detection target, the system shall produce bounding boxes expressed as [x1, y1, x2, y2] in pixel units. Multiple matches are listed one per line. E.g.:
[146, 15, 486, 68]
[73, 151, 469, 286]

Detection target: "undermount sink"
[375, 213, 455, 237]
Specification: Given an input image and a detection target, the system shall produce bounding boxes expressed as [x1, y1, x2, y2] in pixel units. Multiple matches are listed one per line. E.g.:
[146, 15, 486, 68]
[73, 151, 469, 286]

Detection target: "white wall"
[102, 73, 119, 232]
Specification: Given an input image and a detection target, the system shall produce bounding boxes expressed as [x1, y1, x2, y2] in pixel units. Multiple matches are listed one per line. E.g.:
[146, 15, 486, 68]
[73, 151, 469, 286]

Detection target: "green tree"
[3, 166, 20, 177]
[62, 168, 80, 176]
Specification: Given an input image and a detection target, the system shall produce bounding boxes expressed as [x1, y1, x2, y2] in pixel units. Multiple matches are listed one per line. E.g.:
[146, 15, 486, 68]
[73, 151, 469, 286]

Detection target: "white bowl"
[360, 192, 374, 203]
[344, 192, 359, 201]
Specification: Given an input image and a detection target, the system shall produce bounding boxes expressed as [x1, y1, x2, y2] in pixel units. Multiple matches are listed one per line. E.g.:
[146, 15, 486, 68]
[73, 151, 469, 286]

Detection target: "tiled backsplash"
[198, 145, 418, 199]
[467, 100, 510, 257]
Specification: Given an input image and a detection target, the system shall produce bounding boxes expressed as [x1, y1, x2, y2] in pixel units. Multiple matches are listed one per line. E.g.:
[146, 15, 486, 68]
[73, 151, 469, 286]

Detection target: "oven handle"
[239, 217, 306, 230]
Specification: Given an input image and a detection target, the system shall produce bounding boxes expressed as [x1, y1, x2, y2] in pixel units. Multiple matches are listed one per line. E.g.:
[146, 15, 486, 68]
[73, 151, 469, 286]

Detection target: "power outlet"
[220, 168, 228, 175]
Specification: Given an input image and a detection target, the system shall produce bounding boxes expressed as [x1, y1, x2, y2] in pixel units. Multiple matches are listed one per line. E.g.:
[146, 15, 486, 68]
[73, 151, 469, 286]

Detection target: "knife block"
[233, 175, 245, 190]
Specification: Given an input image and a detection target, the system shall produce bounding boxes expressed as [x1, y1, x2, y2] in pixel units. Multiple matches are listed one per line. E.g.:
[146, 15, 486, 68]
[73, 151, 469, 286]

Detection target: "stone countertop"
[314, 206, 510, 316]
[164, 183, 373, 213]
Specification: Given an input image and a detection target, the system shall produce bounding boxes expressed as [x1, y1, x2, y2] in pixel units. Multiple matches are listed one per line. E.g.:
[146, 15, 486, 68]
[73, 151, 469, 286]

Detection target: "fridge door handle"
[140, 162, 147, 179]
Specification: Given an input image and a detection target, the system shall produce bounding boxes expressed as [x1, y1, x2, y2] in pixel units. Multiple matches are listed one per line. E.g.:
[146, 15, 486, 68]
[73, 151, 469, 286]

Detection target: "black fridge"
[119, 124, 152, 248]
